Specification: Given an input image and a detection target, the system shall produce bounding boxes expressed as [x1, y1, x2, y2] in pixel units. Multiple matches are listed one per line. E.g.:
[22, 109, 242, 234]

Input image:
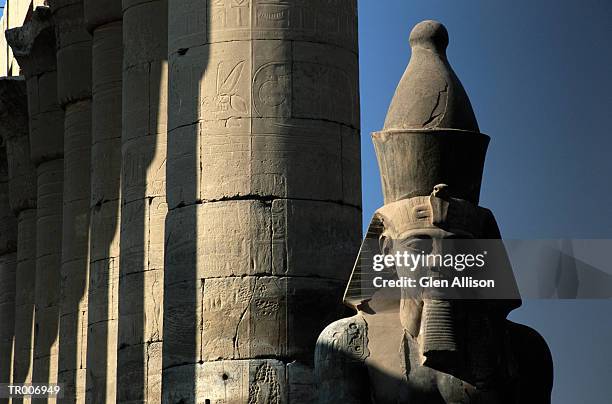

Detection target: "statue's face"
[382, 225, 475, 300]
[379, 217, 481, 337]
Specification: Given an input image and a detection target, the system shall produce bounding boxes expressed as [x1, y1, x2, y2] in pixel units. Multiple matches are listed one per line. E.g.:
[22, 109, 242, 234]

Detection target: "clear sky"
[359, 1, 611, 402]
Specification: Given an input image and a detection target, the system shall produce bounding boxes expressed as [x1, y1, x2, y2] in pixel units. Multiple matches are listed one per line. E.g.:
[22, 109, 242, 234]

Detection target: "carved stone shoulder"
[315, 314, 371, 404]
[316, 314, 370, 364]
[505, 320, 553, 403]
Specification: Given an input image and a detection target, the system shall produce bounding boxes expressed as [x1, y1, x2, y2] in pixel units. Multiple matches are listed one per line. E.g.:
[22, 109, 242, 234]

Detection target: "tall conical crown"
[374, 20, 489, 205]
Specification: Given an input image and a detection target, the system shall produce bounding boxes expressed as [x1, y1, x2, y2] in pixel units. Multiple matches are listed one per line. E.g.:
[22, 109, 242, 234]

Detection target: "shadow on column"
[85, 9, 124, 402]
[161, 1, 210, 402]
[116, 0, 168, 402]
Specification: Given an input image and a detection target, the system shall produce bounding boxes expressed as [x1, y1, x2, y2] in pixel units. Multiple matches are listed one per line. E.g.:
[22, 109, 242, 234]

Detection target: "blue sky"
[359, 1, 611, 402]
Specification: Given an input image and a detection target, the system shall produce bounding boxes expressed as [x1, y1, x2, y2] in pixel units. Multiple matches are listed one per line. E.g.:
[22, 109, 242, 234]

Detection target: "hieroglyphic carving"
[201, 56, 250, 130]
[252, 62, 291, 118]
[205, 0, 357, 49]
[211, 0, 251, 32]
[248, 363, 281, 404]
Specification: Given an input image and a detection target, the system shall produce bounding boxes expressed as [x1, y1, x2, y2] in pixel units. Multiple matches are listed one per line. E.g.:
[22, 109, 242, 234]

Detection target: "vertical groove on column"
[6, 8, 66, 400]
[163, 1, 361, 403]
[117, 1, 167, 402]
[49, 1, 93, 402]
[83, 1, 123, 402]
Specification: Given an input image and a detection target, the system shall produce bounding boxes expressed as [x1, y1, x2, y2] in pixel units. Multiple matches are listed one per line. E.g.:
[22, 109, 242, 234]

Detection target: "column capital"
[6, 7, 57, 78]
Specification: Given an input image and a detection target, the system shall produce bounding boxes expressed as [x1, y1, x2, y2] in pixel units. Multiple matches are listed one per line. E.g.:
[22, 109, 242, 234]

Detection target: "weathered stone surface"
[168, 0, 358, 56]
[32, 158, 63, 389]
[384, 20, 478, 133]
[121, 133, 167, 204]
[166, 36, 360, 207]
[25, 71, 64, 164]
[0, 78, 37, 214]
[163, 275, 345, 366]
[163, 0, 361, 401]
[1, 79, 37, 391]
[58, 99, 91, 404]
[0, 144, 17, 392]
[7, 6, 65, 393]
[167, 120, 360, 209]
[162, 359, 316, 404]
[117, 1, 167, 403]
[315, 21, 553, 404]
[85, 3, 122, 404]
[5, 7, 56, 77]
[49, 0, 92, 105]
[11, 209, 37, 389]
[165, 200, 360, 280]
[116, 341, 163, 403]
[49, 6, 93, 400]
[0, 151, 17, 256]
[0, 253, 17, 389]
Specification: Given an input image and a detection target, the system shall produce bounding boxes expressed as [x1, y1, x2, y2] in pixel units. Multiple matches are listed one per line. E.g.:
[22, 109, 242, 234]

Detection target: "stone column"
[163, 1, 361, 402]
[0, 82, 19, 398]
[0, 77, 37, 403]
[116, 1, 167, 403]
[48, 1, 92, 402]
[83, 1, 123, 403]
[6, 7, 65, 392]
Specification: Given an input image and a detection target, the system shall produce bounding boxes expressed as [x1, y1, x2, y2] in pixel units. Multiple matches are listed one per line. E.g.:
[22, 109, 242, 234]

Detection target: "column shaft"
[117, 0, 167, 402]
[49, 1, 93, 402]
[0, 139, 18, 403]
[7, 8, 65, 397]
[83, 1, 123, 402]
[163, 1, 361, 402]
[0, 78, 37, 403]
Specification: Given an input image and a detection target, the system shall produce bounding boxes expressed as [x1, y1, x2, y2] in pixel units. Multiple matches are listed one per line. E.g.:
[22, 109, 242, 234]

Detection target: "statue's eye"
[403, 237, 432, 254]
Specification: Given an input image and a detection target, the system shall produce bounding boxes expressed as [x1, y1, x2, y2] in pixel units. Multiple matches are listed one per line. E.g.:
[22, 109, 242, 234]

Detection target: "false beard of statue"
[400, 298, 506, 388]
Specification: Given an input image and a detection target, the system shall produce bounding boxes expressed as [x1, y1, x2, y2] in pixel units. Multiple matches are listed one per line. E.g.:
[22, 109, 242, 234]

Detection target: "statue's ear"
[343, 213, 385, 310]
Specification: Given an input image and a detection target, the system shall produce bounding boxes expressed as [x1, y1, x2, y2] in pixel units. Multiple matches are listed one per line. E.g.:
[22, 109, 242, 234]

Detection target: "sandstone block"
[117, 269, 163, 346]
[163, 275, 345, 367]
[121, 135, 167, 204]
[122, 1, 168, 68]
[164, 199, 360, 280]
[169, 39, 358, 130]
[0, 253, 17, 385]
[168, 0, 358, 54]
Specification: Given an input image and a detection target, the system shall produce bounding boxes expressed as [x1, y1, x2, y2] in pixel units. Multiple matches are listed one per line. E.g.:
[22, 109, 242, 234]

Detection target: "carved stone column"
[163, 1, 361, 402]
[116, 1, 167, 402]
[48, 1, 92, 402]
[82, 1, 123, 402]
[6, 7, 65, 391]
[0, 77, 37, 402]
[0, 83, 19, 398]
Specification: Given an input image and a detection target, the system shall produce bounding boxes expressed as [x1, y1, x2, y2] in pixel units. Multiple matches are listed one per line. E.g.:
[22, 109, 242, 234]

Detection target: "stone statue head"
[343, 20, 521, 370]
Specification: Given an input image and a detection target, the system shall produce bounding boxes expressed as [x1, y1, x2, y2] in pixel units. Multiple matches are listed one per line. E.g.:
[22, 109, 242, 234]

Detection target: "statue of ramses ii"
[314, 20, 553, 404]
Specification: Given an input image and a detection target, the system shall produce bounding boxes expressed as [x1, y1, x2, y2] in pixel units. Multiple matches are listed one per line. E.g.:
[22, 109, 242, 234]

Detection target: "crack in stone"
[233, 280, 258, 358]
[422, 83, 448, 127]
